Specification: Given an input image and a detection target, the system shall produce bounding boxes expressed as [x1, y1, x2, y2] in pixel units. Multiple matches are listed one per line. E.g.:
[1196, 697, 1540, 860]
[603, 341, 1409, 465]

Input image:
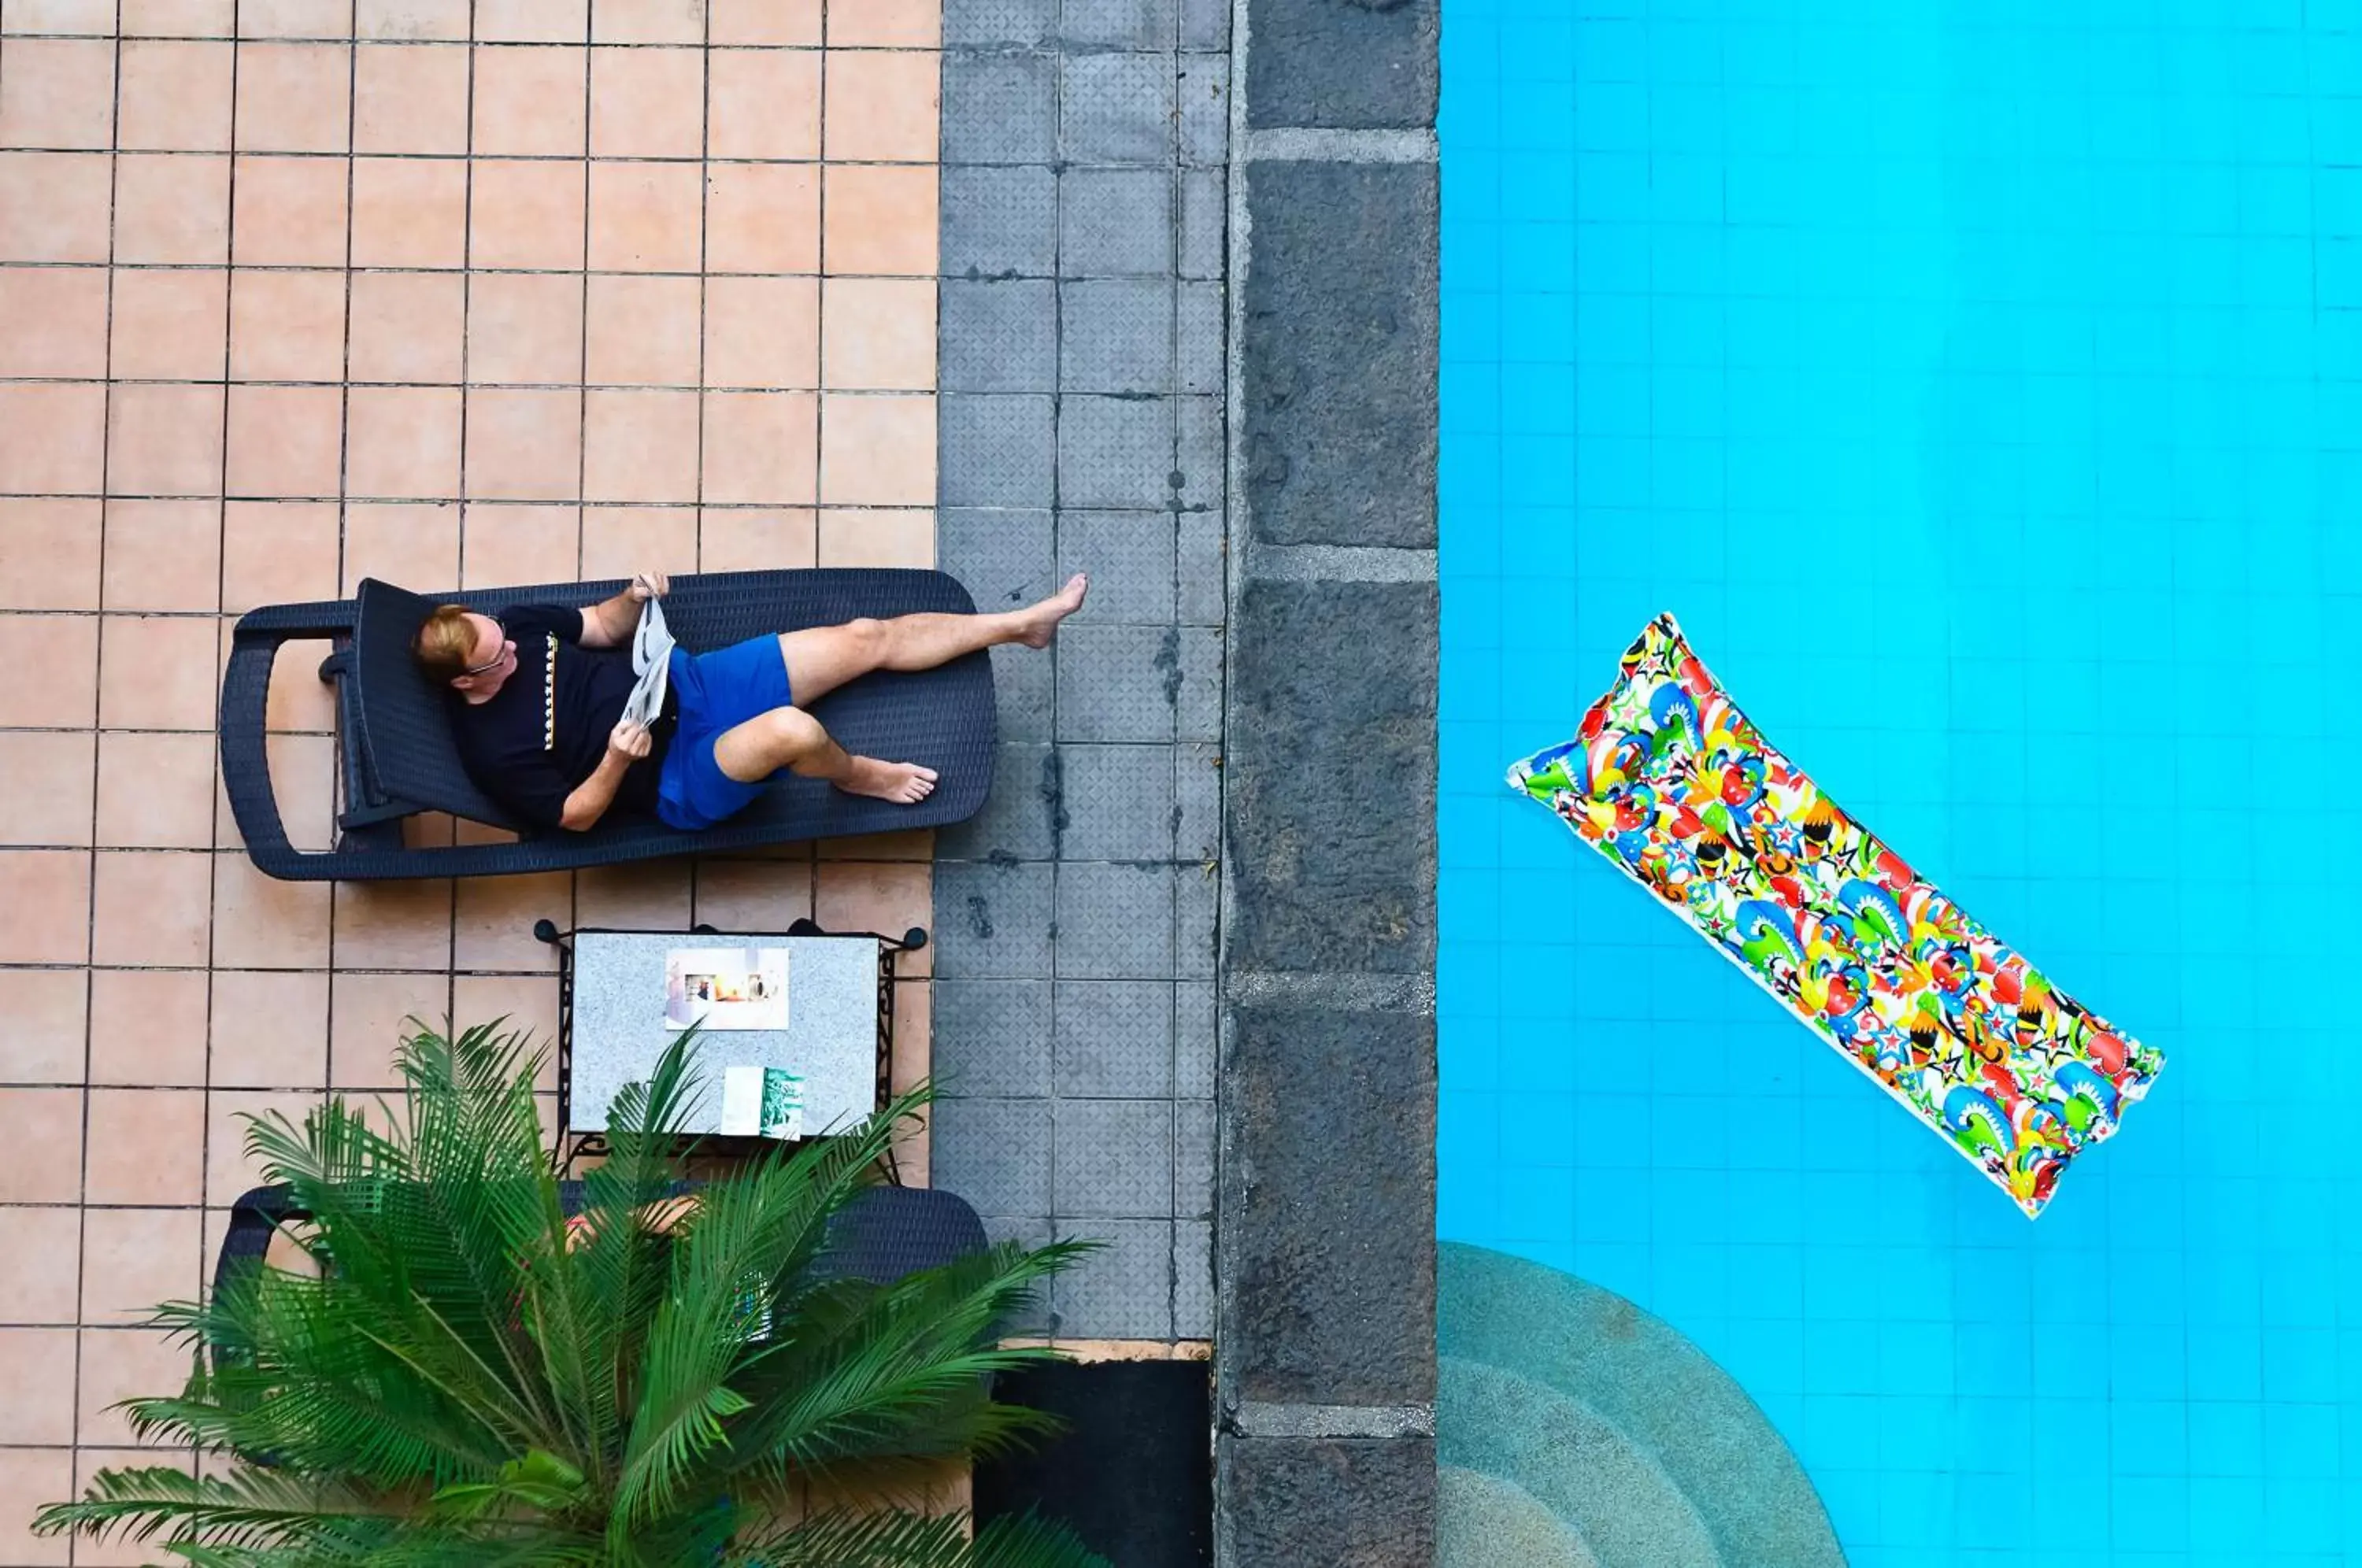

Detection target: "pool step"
[1439, 1241, 1848, 1568]
[1438, 1464, 1600, 1568]
[1438, 1355, 1721, 1568]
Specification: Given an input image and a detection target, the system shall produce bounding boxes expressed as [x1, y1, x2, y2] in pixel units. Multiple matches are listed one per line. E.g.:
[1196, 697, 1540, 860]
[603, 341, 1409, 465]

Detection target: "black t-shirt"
[446, 604, 676, 830]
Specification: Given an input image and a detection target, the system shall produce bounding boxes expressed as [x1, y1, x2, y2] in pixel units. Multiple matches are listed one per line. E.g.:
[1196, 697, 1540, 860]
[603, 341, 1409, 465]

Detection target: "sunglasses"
[461, 616, 511, 678]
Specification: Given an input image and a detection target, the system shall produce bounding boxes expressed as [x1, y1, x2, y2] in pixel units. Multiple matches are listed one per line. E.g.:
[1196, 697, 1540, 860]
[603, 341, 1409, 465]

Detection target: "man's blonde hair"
[412, 605, 479, 682]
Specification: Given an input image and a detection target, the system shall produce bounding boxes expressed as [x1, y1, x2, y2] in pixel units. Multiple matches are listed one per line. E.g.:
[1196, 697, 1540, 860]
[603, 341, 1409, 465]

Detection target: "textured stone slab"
[934, 860, 1057, 978]
[942, 279, 1061, 392]
[1220, 1000, 1435, 1406]
[1054, 1216, 1175, 1338]
[943, 52, 1059, 164]
[1227, 579, 1436, 973]
[933, 978, 1054, 1097]
[1057, 742, 1177, 863]
[1242, 161, 1438, 548]
[1061, 168, 1176, 278]
[1220, 1436, 1439, 1568]
[1244, 0, 1438, 131]
[568, 932, 876, 1137]
[943, 165, 1059, 279]
[1054, 1097, 1174, 1215]
[939, 741, 1059, 862]
[1054, 978, 1175, 1096]
[940, 394, 1056, 508]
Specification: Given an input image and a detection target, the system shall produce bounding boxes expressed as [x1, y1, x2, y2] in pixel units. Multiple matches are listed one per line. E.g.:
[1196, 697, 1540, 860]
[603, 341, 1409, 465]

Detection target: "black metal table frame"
[532, 916, 927, 1178]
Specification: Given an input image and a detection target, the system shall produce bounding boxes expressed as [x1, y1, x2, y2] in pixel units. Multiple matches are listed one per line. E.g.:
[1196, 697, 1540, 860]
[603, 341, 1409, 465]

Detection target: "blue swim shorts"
[655, 636, 792, 831]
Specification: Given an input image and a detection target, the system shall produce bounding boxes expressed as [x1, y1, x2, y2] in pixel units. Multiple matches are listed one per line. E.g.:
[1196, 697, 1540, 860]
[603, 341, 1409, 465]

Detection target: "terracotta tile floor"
[0, 3, 942, 1556]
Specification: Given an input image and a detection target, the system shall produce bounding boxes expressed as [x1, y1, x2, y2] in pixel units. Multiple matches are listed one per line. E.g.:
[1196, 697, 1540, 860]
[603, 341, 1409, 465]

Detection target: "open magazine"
[664, 945, 789, 1031]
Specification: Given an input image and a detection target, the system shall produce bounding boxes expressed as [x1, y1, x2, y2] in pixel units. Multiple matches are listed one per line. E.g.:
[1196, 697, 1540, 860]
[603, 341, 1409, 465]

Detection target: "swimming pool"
[1438, 4, 2361, 1565]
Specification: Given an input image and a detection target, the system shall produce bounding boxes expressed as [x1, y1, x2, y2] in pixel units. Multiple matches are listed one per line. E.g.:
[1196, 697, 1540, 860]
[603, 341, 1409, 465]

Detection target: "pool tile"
[0, 1329, 80, 1444]
[711, 0, 821, 44]
[209, 853, 331, 968]
[329, 971, 452, 1086]
[703, 275, 820, 389]
[821, 164, 936, 275]
[582, 388, 702, 504]
[0, 615, 97, 729]
[584, 273, 703, 386]
[345, 387, 465, 501]
[700, 390, 820, 505]
[590, 0, 705, 45]
[467, 273, 587, 386]
[0, 1089, 83, 1200]
[580, 505, 697, 580]
[0, 500, 102, 611]
[0, 36, 116, 150]
[475, 0, 585, 43]
[697, 505, 819, 572]
[831, 0, 939, 46]
[815, 860, 935, 975]
[0, 266, 107, 379]
[228, 268, 349, 383]
[209, 970, 331, 1089]
[590, 46, 706, 159]
[588, 160, 705, 273]
[347, 271, 465, 384]
[234, 41, 352, 153]
[468, 159, 589, 270]
[451, 871, 570, 971]
[83, 1089, 206, 1206]
[109, 268, 231, 382]
[576, 860, 694, 927]
[231, 153, 350, 267]
[688, 859, 816, 930]
[94, 733, 217, 852]
[349, 155, 467, 268]
[818, 392, 935, 506]
[97, 616, 218, 730]
[824, 48, 940, 163]
[816, 506, 935, 569]
[220, 501, 339, 610]
[80, 1208, 202, 1326]
[705, 161, 821, 273]
[0, 1208, 83, 1322]
[464, 391, 585, 501]
[0, 383, 106, 494]
[90, 851, 213, 968]
[353, 41, 470, 155]
[120, 0, 232, 32]
[0, 731, 96, 848]
[239, 0, 353, 38]
[460, 501, 583, 582]
[342, 501, 459, 590]
[0, 150, 113, 261]
[224, 385, 342, 499]
[821, 277, 937, 390]
[473, 44, 589, 156]
[708, 47, 821, 160]
[331, 880, 457, 970]
[109, 383, 227, 497]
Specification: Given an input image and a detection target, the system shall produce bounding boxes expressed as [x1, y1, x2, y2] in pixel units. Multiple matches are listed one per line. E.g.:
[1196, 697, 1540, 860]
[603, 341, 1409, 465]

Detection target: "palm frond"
[31, 1464, 404, 1551]
[726, 1507, 1110, 1568]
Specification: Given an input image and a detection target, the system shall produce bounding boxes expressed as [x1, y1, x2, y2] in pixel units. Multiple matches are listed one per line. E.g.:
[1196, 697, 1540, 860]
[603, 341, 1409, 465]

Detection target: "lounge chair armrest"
[220, 601, 358, 874]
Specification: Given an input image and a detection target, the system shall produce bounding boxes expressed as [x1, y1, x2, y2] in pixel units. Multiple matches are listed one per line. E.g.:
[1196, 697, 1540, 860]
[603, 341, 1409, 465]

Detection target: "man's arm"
[558, 719, 653, 831]
[576, 571, 669, 649]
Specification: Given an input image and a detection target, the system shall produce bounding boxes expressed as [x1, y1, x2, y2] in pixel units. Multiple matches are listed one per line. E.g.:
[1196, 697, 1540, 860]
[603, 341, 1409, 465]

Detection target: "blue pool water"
[1438, 5, 2362, 1565]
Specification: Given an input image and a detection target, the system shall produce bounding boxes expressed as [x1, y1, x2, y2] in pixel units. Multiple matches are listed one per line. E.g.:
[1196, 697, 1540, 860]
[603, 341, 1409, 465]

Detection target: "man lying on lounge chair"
[410, 571, 1088, 834]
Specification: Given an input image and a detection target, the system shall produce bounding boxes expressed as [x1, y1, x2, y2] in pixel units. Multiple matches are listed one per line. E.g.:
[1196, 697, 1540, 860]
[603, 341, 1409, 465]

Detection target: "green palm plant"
[37, 1023, 1106, 1567]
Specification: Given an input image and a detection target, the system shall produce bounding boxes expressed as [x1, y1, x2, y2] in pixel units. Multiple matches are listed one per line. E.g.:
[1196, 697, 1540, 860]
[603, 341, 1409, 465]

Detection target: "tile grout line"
[451, 0, 478, 596]
[62, 0, 124, 1521]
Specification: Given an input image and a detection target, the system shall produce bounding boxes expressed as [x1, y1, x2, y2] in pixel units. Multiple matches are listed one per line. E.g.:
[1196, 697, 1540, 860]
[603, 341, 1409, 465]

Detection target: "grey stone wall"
[931, 0, 1231, 1341]
[1216, 0, 1442, 1563]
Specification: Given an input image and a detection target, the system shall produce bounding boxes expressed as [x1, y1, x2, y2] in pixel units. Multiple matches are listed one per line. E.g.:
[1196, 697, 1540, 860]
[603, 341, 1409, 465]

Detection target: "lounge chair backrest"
[351, 578, 525, 829]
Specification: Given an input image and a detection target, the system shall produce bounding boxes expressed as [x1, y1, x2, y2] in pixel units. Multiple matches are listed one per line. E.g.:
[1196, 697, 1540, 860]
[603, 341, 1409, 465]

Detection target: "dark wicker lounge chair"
[220, 568, 996, 881]
[213, 1182, 990, 1307]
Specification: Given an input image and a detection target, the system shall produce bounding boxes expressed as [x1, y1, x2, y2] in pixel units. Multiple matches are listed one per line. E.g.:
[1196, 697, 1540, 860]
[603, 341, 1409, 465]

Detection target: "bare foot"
[1014, 573, 1089, 649]
[839, 756, 939, 804]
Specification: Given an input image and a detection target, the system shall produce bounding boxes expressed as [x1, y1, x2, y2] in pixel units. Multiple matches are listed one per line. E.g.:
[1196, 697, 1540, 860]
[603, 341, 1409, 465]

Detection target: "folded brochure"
[720, 1065, 804, 1140]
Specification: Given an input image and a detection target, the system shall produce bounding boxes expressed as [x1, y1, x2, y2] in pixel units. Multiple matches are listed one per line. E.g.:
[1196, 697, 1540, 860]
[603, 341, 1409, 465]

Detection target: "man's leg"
[711, 706, 937, 804]
[778, 573, 1087, 706]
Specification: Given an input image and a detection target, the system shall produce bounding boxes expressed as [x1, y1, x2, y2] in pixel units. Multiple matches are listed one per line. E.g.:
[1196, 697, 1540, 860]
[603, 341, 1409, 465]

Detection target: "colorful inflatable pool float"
[1508, 612, 2164, 1217]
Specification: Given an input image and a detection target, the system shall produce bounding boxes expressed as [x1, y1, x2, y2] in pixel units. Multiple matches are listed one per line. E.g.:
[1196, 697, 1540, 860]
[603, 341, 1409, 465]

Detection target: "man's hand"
[581, 571, 671, 649]
[607, 718, 653, 763]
